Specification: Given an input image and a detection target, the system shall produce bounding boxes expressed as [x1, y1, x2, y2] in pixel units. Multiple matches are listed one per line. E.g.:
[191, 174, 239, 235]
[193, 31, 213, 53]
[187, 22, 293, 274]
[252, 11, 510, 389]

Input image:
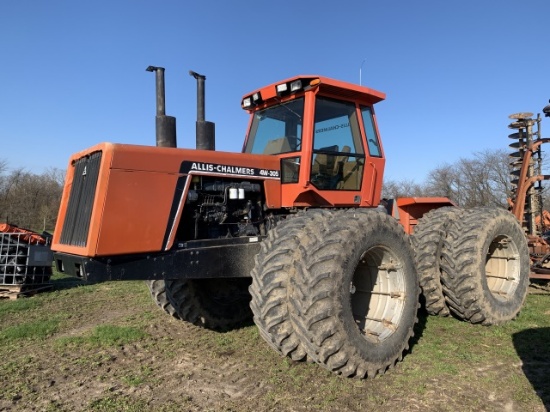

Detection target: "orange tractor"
[52, 69, 530, 378]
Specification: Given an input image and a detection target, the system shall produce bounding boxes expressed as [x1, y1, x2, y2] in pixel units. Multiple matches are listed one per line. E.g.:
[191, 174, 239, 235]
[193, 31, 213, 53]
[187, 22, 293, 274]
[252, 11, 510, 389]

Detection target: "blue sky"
[1, 0, 549, 183]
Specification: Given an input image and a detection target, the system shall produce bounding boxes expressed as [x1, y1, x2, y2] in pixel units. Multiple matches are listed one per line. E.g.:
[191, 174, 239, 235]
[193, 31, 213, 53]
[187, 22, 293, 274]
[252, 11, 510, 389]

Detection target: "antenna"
[359, 58, 367, 86]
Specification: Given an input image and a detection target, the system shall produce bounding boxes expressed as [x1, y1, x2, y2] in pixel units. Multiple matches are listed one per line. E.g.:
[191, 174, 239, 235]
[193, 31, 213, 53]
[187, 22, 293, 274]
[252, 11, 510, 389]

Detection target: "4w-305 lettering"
[259, 169, 280, 177]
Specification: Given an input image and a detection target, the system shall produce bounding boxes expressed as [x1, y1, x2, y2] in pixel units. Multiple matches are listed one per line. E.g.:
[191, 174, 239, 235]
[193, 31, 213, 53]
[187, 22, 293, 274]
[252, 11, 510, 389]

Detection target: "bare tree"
[382, 178, 425, 199]
[424, 163, 460, 202]
[0, 167, 63, 231]
[385, 149, 512, 208]
[448, 150, 510, 208]
[476, 149, 511, 207]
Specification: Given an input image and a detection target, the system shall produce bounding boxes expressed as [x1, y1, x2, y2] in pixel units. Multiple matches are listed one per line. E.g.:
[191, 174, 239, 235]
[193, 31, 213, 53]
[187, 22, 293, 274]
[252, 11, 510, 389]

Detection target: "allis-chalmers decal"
[180, 161, 280, 179]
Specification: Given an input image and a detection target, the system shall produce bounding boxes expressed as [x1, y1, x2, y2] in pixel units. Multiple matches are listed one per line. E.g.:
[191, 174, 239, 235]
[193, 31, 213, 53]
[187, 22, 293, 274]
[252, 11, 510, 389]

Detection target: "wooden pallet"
[0, 284, 53, 300]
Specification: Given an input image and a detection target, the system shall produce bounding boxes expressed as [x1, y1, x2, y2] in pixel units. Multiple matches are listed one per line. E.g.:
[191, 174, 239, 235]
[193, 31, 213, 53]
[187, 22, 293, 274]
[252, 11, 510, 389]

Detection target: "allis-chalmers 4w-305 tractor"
[52, 69, 530, 379]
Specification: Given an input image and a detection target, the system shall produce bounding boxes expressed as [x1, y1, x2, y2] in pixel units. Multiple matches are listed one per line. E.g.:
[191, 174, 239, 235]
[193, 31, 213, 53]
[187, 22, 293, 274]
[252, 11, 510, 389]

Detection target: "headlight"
[242, 92, 263, 108]
[290, 80, 302, 92]
[277, 79, 304, 96]
[252, 92, 262, 104]
[276, 83, 288, 95]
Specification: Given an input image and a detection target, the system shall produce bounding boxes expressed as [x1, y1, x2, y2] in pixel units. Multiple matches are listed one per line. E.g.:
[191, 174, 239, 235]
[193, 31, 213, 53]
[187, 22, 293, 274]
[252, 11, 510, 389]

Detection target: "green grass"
[88, 395, 148, 412]
[55, 324, 148, 348]
[0, 279, 548, 412]
[0, 319, 59, 342]
[0, 298, 42, 316]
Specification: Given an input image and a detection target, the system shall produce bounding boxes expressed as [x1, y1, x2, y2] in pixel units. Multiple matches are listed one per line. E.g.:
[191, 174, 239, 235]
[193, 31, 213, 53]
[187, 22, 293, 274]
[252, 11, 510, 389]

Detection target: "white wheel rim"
[484, 235, 520, 301]
[351, 246, 407, 343]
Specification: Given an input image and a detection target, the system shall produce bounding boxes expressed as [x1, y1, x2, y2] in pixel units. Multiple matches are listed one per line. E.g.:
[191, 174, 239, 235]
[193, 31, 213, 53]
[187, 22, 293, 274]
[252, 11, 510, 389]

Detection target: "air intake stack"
[189, 70, 215, 151]
[146, 66, 177, 148]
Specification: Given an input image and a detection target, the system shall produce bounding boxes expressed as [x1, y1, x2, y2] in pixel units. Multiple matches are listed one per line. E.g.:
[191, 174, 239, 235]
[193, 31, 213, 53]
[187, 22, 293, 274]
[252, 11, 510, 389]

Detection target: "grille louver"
[59, 151, 102, 247]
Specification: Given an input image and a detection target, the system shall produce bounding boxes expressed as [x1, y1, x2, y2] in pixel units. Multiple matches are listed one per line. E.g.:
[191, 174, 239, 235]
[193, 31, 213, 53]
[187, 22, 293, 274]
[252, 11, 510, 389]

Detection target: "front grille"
[59, 151, 102, 247]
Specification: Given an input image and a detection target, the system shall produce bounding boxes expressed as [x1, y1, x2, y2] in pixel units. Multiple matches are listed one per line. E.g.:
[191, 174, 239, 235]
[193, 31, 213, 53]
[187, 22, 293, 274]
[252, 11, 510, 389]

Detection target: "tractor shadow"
[513, 327, 550, 411]
[50, 272, 85, 291]
[409, 304, 429, 350]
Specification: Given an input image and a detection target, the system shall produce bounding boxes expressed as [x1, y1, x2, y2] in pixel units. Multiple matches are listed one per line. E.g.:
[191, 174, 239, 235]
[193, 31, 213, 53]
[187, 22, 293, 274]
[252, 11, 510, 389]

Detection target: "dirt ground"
[0, 280, 549, 412]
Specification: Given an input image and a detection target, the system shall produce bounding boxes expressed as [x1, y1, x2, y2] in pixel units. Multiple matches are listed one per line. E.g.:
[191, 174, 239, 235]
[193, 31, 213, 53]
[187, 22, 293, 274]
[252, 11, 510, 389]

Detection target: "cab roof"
[242, 74, 386, 107]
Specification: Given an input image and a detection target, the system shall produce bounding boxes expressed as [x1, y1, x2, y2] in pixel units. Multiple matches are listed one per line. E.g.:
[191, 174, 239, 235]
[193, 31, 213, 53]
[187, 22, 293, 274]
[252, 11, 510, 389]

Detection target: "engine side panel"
[96, 169, 179, 255]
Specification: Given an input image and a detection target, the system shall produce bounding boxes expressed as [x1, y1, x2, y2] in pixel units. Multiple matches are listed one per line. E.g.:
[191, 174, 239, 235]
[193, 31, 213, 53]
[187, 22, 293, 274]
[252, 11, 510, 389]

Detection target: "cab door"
[359, 105, 385, 206]
[305, 96, 385, 207]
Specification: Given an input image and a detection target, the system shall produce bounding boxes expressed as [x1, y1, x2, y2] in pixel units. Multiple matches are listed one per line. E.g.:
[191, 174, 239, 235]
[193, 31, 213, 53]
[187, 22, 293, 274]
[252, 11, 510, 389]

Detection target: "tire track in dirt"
[150, 351, 270, 402]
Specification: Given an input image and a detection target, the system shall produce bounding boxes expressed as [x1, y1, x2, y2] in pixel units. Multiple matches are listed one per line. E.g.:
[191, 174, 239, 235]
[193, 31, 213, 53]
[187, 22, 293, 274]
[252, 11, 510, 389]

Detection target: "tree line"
[0, 159, 64, 232]
[381, 149, 533, 209]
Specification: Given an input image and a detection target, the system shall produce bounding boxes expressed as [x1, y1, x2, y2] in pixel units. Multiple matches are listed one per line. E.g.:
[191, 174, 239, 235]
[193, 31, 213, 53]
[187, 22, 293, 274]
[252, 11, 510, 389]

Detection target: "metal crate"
[0, 233, 53, 286]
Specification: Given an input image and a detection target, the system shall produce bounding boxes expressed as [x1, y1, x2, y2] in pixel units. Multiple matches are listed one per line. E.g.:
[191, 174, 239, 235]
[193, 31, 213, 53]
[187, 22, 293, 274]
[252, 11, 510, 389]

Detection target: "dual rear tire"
[439, 207, 529, 325]
[251, 206, 529, 378]
[251, 209, 420, 378]
[412, 207, 529, 325]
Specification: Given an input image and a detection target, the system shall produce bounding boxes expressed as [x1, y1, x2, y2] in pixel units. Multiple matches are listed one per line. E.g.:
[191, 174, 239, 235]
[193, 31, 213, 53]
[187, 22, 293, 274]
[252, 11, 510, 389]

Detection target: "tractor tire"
[165, 278, 252, 331]
[290, 209, 420, 378]
[411, 206, 462, 316]
[145, 280, 180, 319]
[440, 207, 530, 325]
[249, 210, 330, 361]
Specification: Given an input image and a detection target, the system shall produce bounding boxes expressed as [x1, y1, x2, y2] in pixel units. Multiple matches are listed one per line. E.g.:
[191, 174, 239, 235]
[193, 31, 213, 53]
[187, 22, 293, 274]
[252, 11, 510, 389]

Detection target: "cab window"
[361, 106, 382, 157]
[310, 98, 365, 190]
[244, 98, 304, 155]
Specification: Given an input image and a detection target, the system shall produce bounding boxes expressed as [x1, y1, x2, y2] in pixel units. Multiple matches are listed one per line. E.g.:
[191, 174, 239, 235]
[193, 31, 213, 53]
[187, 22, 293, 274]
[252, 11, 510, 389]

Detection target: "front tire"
[290, 210, 420, 378]
[145, 280, 180, 319]
[165, 278, 252, 331]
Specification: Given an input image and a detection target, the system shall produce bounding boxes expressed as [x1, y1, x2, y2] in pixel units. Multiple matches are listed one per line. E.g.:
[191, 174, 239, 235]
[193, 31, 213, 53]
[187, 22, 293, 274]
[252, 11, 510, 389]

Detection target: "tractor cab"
[241, 75, 386, 208]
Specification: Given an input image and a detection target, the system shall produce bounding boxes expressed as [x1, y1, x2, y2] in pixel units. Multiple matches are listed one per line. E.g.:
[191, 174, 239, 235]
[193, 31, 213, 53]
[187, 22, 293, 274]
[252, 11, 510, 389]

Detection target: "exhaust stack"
[146, 66, 177, 148]
[189, 70, 215, 151]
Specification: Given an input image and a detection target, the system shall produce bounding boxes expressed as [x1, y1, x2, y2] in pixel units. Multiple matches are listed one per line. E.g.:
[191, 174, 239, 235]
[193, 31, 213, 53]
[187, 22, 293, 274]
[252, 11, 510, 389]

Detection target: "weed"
[122, 366, 153, 387]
